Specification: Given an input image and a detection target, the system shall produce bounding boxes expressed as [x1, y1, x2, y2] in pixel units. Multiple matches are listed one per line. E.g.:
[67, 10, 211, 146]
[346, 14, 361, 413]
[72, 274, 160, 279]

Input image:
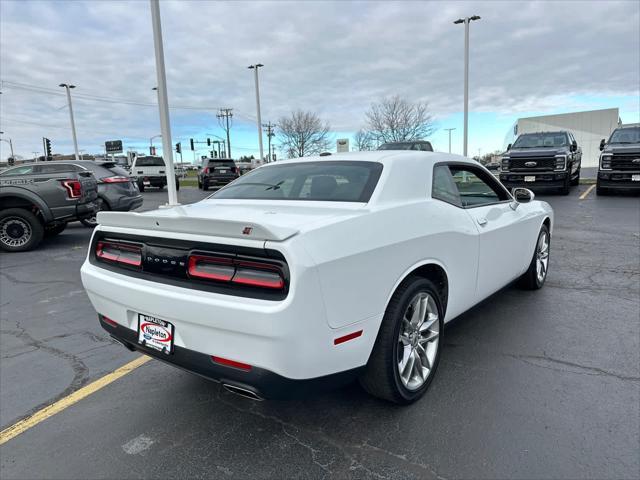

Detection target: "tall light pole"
[454, 15, 480, 157]
[58, 83, 80, 161]
[0, 132, 15, 160]
[444, 128, 456, 153]
[149, 0, 178, 206]
[248, 64, 264, 167]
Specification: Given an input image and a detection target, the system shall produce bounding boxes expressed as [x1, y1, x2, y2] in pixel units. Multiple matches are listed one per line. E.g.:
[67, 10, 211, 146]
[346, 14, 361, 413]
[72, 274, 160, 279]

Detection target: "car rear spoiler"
[96, 211, 299, 242]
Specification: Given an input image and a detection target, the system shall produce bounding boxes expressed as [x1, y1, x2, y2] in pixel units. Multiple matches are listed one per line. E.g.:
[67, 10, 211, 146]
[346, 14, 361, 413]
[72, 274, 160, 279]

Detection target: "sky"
[1, 0, 639, 162]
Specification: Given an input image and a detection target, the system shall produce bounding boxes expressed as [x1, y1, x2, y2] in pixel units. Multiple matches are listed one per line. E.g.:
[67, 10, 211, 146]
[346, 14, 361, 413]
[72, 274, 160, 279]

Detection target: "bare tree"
[353, 129, 375, 151]
[364, 95, 436, 144]
[277, 110, 332, 158]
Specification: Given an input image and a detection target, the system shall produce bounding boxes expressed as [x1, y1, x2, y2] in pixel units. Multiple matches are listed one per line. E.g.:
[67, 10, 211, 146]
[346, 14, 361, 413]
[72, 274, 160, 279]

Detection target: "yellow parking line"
[0, 355, 150, 446]
[579, 184, 596, 200]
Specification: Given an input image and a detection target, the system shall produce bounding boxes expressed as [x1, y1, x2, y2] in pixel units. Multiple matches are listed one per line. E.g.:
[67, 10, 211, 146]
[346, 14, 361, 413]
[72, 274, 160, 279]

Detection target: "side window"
[432, 165, 462, 207]
[34, 163, 77, 174]
[0, 165, 34, 176]
[449, 166, 509, 207]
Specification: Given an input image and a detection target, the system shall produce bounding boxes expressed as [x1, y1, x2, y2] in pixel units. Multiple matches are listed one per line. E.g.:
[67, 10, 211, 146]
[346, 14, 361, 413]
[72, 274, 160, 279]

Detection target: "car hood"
[97, 199, 368, 242]
[508, 147, 567, 157]
[603, 144, 640, 155]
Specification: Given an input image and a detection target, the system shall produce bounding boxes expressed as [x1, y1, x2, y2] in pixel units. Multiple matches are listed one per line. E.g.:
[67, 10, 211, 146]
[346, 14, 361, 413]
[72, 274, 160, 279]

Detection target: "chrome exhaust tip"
[222, 383, 263, 401]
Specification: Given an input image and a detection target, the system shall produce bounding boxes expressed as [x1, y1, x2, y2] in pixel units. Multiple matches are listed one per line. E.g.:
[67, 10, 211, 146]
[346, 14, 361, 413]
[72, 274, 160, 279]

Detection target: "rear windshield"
[135, 157, 165, 167]
[212, 161, 383, 202]
[86, 162, 130, 177]
[609, 127, 640, 144]
[378, 142, 433, 152]
[513, 133, 568, 148]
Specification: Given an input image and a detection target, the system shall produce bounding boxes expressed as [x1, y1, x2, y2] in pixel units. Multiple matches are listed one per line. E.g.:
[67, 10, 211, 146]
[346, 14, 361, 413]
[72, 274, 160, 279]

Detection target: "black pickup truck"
[0, 162, 98, 251]
[597, 125, 640, 195]
[500, 131, 581, 195]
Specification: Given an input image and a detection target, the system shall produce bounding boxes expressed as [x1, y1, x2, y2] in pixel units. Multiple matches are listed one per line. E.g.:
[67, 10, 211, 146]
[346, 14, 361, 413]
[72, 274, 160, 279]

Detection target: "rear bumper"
[500, 172, 568, 190]
[597, 171, 640, 190]
[204, 175, 237, 187]
[100, 316, 362, 399]
[111, 194, 143, 212]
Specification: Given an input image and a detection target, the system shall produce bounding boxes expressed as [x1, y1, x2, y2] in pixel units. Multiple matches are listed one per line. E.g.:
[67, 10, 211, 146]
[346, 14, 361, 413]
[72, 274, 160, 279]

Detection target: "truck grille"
[611, 153, 640, 171]
[508, 157, 556, 172]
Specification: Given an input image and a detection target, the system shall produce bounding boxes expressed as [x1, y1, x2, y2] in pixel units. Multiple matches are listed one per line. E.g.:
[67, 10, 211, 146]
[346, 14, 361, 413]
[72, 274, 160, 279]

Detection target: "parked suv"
[500, 131, 581, 195]
[597, 125, 640, 195]
[0, 162, 98, 251]
[197, 158, 239, 190]
[378, 140, 433, 152]
[130, 156, 180, 192]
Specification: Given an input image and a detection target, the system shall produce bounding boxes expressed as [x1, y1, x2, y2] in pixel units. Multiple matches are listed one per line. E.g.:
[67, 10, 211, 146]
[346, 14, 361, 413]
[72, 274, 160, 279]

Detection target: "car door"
[447, 164, 532, 301]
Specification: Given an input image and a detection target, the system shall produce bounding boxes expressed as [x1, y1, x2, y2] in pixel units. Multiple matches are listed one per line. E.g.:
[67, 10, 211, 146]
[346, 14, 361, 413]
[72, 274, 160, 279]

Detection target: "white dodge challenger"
[81, 151, 553, 404]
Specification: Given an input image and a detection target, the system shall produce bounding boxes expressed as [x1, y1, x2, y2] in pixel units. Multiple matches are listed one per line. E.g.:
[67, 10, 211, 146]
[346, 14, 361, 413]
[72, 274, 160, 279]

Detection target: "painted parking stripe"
[579, 184, 596, 200]
[0, 355, 150, 446]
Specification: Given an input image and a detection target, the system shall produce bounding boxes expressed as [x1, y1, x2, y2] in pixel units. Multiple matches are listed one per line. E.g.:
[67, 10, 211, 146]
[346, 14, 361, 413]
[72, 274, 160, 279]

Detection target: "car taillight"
[102, 176, 130, 183]
[96, 240, 142, 267]
[187, 254, 285, 290]
[203, 167, 209, 174]
[60, 179, 82, 198]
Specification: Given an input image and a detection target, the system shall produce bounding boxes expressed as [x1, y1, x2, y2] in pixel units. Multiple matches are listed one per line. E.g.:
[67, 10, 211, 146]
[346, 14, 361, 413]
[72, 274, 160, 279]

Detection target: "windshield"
[135, 156, 165, 167]
[212, 161, 383, 202]
[513, 133, 568, 149]
[609, 127, 640, 144]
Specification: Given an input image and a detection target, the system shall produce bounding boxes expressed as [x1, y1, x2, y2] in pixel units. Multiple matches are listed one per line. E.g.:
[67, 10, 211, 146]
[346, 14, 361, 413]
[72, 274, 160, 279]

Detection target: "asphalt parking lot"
[1, 186, 638, 479]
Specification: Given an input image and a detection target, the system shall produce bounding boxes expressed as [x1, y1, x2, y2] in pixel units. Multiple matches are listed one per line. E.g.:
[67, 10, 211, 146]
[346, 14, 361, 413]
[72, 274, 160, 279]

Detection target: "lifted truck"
[500, 131, 581, 195]
[0, 162, 98, 252]
[597, 125, 640, 195]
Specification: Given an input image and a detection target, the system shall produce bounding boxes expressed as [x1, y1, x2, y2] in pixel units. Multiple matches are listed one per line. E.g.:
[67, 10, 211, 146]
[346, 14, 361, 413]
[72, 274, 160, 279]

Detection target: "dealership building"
[507, 108, 621, 168]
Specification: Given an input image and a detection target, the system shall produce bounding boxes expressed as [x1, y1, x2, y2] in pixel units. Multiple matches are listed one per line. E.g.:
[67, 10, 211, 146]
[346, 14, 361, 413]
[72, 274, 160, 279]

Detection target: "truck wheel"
[596, 185, 608, 196]
[359, 276, 443, 404]
[44, 223, 67, 237]
[559, 176, 570, 195]
[175, 178, 180, 191]
[0, 208, 44, 252]
[138, 181, 145, 193]
[571, 168, 581, 186]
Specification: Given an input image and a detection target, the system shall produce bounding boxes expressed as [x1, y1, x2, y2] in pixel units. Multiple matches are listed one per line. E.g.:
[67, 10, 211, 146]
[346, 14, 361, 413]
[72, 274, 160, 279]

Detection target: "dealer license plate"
[138, 314, 174, 354]
[219, 169, 228, 173]
[143, 180, 151, 186]
[632, 174, 640, 182]
[524, 176, 536, 182]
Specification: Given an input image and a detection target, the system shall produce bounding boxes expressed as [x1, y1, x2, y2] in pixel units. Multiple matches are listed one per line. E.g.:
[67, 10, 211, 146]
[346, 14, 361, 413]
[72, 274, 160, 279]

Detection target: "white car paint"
[81, 151, 553, 384]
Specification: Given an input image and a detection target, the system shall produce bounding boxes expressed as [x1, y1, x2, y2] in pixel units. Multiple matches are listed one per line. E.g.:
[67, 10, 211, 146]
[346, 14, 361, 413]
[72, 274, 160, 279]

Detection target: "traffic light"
[44, 137, 52, 157]
[8, 157, 15, 166]
[207, 138, 211, 146]
[190, 138, 195, 151]
[175, 142, 181, 154]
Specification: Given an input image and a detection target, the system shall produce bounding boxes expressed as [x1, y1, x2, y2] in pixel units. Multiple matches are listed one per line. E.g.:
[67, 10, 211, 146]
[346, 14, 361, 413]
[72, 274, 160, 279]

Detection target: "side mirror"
[510, 187, 535, 210]
[571, 140, 578, 152]
[599, 139, 606, 151]
[507, 143, 512, 151]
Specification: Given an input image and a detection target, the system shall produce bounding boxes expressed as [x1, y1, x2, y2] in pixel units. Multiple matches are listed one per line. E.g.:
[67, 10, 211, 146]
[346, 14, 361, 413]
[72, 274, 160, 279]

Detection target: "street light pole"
[149, 0, 178, 206]
[444, 128, 456, 153]
[59, 83, 80, 161]
[0, 132, 15, 160]
[248, 64, 264, 167]
[454, 15, 480, 158]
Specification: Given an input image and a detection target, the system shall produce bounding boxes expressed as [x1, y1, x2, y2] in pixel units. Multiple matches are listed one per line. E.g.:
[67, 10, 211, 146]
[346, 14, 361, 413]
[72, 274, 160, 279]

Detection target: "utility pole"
[263, 122, 276, 162]
[59, 83, 80, 161]
[444, 128, 456, 153]
[149, 0, 178, 206]
[217, 108, 233, 159]
[248, 64, 264, 166]
[0, 132, 15, 161]
[454, 15, 481, 157]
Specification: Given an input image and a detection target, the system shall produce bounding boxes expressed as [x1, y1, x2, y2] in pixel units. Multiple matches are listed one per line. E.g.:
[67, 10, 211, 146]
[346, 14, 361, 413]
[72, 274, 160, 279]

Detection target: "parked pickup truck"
[597, 125, 640, 195]
[129, 156, 180, 192]
[500, 131, 581, 195]
[0, 162, 98, 251]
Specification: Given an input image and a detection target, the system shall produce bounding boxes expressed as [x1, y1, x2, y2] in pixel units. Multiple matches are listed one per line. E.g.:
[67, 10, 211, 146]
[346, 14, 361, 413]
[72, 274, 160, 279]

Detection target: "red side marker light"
[211, 356, 252, 372]
[334, 330, 363, 345]
[102, 315, 118, 327]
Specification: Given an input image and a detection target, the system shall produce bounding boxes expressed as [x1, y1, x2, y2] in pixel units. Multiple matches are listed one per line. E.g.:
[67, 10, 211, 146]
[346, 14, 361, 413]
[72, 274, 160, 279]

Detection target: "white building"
[510, 108, 620, 168]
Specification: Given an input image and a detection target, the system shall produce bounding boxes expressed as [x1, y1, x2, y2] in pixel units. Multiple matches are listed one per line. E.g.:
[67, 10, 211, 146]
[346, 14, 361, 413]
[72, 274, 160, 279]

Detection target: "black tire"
[80, 198, 108, 228]
[518, 224, 550, 290]
[158, 184, 164, 191]
[202, 181, 209, 191]
[44, 223, 67, 237]
[0, 208, 44, 252]
[359, 276, 444, 404]
[175, 178, 180, 191]
[198, 179, 202, 189]
[596, 184, 608, 196]
[138, 181, 145, 193]
[559, 176, 570, 195]
[571, 168, 581, 186]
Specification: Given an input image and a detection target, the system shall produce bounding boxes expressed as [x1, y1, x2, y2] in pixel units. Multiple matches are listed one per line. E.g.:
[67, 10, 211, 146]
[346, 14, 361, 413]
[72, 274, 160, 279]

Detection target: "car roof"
[270, 150, 473, 167]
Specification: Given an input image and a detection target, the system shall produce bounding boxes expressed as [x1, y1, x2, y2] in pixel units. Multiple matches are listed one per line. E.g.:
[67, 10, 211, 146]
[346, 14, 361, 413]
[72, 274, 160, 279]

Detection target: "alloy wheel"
[536, 231, 549, 283]
[0, 217, 32, 248]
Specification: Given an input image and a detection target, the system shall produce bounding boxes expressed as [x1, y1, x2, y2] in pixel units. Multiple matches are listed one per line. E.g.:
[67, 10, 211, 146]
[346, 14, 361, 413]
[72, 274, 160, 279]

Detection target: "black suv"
[197, 158, 239, 191]
[596, 125, 640, 195]
[500, 131, 581, 195]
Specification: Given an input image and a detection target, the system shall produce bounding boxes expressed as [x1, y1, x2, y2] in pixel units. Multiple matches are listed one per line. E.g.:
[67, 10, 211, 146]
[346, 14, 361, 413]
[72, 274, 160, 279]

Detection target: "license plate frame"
[524, 176, 536, 182]
[138, 314, 174, 354]
[632, 174, 640, 182]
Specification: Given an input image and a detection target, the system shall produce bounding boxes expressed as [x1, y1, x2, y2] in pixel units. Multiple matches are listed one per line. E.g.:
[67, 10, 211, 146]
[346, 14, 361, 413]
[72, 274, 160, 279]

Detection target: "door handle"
[477, 217, 488, 226]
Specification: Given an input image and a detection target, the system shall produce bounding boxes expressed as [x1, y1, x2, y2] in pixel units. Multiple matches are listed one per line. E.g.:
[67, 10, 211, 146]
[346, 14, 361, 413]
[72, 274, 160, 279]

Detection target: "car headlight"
[501, 157, 510, 171]
[554, 155, 567, 171]
[600, 154, 612, 170]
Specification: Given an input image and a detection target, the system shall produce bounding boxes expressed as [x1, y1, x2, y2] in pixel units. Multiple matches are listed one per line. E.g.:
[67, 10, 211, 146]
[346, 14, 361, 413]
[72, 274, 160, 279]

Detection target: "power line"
[216, 108, 233, 158]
